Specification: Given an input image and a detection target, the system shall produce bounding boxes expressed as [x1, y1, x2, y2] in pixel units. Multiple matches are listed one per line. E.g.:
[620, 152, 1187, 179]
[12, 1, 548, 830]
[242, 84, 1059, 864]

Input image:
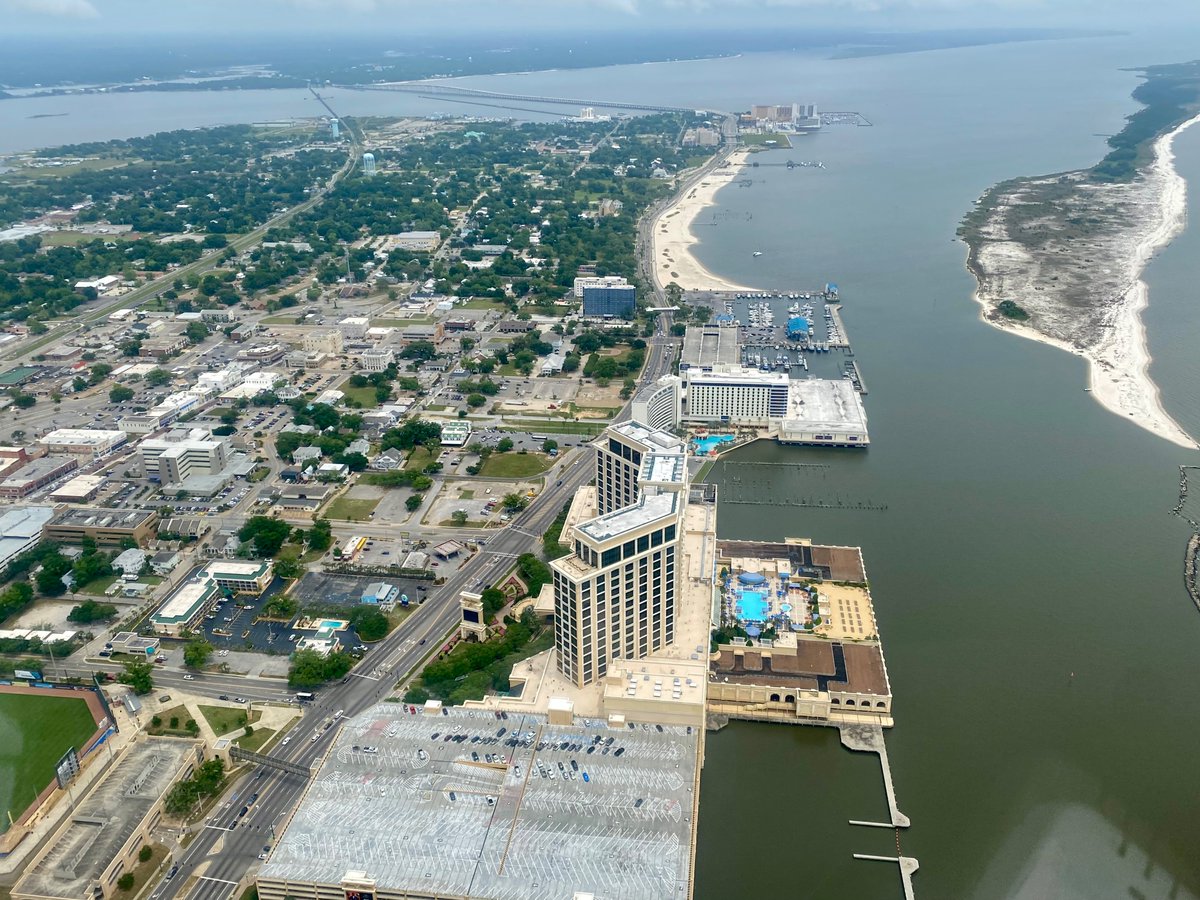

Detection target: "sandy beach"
[650, 149, 758, 293]
[967, 114, 1200, 451]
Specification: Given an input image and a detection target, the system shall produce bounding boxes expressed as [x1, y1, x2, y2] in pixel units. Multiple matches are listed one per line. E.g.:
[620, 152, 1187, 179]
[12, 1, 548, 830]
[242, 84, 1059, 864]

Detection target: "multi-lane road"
[156, 445, 598, 900]
[153, 226, 681, 900]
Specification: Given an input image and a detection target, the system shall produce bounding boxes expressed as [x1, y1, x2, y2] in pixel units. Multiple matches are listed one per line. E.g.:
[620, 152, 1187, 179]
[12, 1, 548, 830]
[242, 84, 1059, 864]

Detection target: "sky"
[2, 0, 1197, 34]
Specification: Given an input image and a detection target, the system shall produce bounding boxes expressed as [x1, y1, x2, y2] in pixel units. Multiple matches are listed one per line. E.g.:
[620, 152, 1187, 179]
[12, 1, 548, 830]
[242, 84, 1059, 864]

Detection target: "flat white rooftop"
[259, 705, 699, 900]
[780, 378, 869, 442]
[604, 420, 684, 453]
[38, 428, 126, 446]
[576, 492, 678, 543]
[641, 451, 687, 485]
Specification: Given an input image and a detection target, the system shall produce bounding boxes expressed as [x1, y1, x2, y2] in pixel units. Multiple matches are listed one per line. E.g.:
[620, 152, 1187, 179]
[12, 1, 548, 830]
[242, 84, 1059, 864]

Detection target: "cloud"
[1, 0, 100, 16]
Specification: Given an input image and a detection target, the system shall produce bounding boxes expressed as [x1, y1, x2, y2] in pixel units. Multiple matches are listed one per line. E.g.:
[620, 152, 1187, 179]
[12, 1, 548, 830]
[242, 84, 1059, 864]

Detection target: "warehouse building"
[43, 507, 157, 546]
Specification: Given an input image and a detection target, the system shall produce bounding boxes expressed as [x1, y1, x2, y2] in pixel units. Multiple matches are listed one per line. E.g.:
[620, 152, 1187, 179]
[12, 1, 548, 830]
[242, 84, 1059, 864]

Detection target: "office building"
[572, 274, 632, 299]
[0, 456, 78, 499]
[684, 365, 789, 426]
[150, 560, 273, 636]
[36, 428, 127, 459]
[582, 283, 636, 318]
[357, 348, 394, 372]
[303, 330, 343, 355]
[338, 316, 370, 340]
[43, 507, 158, 546]
[552, 422, 688, 687]
[139, 432, 228, 484]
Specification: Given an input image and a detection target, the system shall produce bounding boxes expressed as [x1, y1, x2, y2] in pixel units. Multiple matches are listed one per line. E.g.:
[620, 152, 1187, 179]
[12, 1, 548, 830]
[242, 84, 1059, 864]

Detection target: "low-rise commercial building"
[43, 507, 157, 546]
[303, 330, 344, 355]
[36, 428, 127, 459]
[438, 420, 471, 446]
[0, 506, 54, 570]
[0, 456, 79, 499]
[49, 473, 106, 503]
[150, 560, 273, 635]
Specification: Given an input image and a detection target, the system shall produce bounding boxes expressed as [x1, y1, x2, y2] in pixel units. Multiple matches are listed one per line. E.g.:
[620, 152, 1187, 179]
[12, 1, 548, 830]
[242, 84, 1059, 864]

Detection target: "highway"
[156, 446, 597, 900]
[146, 166, 683, 900]
[159, 332, 679, 900]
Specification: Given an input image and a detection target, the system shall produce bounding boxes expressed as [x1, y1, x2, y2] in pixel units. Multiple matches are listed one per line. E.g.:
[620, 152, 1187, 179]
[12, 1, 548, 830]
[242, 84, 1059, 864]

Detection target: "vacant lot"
[0, 692, 98, 829]
[480, 453, 551, 478]
[324, 496, 381, 521]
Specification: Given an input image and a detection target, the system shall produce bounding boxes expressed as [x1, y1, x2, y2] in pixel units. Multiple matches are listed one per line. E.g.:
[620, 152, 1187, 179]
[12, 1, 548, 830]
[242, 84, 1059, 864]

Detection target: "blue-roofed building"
[787, 316, 811, 339]
[714, 313, 735, 326]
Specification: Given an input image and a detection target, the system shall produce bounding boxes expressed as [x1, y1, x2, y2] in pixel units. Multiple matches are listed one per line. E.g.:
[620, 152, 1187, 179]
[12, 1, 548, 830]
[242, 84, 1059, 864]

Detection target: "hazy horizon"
[2, 0, 1198, 35]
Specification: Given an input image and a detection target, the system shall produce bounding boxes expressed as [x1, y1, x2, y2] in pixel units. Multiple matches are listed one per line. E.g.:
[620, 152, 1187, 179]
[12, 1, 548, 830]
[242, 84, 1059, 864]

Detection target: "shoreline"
[650, 148, 759, 293]
[965, 113, 1200, 451]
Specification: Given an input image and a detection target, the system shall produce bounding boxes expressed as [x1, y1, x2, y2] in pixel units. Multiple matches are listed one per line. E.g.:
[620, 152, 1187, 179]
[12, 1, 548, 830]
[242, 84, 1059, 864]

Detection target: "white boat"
[752, 251, 763, 257]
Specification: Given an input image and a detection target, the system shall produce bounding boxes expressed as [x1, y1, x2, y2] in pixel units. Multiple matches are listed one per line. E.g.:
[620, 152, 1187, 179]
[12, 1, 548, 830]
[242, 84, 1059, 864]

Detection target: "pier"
[853, 855, 920, 900]
[840, 723, 910, 828]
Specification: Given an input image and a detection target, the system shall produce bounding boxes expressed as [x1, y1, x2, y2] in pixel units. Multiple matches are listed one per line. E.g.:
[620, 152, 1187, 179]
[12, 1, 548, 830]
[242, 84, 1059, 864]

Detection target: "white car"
[182, 674, 195, 681]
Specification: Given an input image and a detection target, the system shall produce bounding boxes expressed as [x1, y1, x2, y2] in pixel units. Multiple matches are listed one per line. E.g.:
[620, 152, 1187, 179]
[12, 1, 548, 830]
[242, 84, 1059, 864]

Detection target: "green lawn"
[234, 726, 275, 753]
[198, 705, 260, 737]
[480, 453, 552, 478]
[405, 446, 435, 471]
[339, 384, 381, 408]
[146, 704, 197, 737]
[0, 693, 98, 829]
[324, 496, 381, 521]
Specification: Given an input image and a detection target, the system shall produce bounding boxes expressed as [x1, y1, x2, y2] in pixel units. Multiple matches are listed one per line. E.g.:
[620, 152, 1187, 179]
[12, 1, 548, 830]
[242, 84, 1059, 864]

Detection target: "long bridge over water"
[339, 81, 721, 116]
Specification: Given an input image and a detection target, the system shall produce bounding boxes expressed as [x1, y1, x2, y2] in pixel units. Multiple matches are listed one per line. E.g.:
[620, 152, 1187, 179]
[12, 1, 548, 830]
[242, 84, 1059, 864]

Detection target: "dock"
[853, 855, 920, 900]
[840, 723, 910, 827]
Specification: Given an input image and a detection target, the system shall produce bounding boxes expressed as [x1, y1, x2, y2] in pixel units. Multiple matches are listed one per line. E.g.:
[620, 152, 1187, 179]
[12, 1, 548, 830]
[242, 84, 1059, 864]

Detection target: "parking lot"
[290, 572, 430, 611]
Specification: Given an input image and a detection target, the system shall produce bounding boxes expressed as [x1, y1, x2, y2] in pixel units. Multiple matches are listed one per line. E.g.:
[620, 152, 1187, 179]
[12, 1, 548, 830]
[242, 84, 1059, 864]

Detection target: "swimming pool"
[319, 619, 348, 630]
[736, 591, 768, 621]
[693, 434, 735, 455]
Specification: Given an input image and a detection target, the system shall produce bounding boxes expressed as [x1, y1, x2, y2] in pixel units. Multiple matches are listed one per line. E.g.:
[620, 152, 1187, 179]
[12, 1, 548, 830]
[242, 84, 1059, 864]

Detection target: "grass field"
[0, 693, 98, 829]
[339, 384, 381, 408]
[324, 496, 381, 521]
[405, 446, 435, 471]
[740, 132, 793, 148]
[480, 453, 552, 478]
[198, 705, 260, 737]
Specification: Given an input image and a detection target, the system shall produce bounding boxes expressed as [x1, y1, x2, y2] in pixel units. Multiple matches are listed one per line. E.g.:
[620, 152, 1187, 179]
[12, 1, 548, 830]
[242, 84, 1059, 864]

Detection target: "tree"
[406, 494, 424, 512]
[480, 587, 506, 621]
[288, 649, 353, 688]
[238, 517, 292, 557]
[183, 639, 213, 669]
[502, 492, 528, 513]
[138, 845, 153, 863]
[496, 437, 514, 453]
[400, 340, 437, 361]
[350, 607, 388, 641]
[117, 873, 135, 891]
[184, 321, 210, 344]
[35, 551, 73, 595]
[451, 509, 469, 526]
[109, 385, 135, 403]
[274, 557, 303, 580]
[89, 362, 113, 384]
[466, 393, 486, 408]
[308, 519, 333, 553]
[68, 600, 118, 624]
[119, 659, 154, 695]
[541, 438, 558, 453]
[144, 367, 171, 387]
